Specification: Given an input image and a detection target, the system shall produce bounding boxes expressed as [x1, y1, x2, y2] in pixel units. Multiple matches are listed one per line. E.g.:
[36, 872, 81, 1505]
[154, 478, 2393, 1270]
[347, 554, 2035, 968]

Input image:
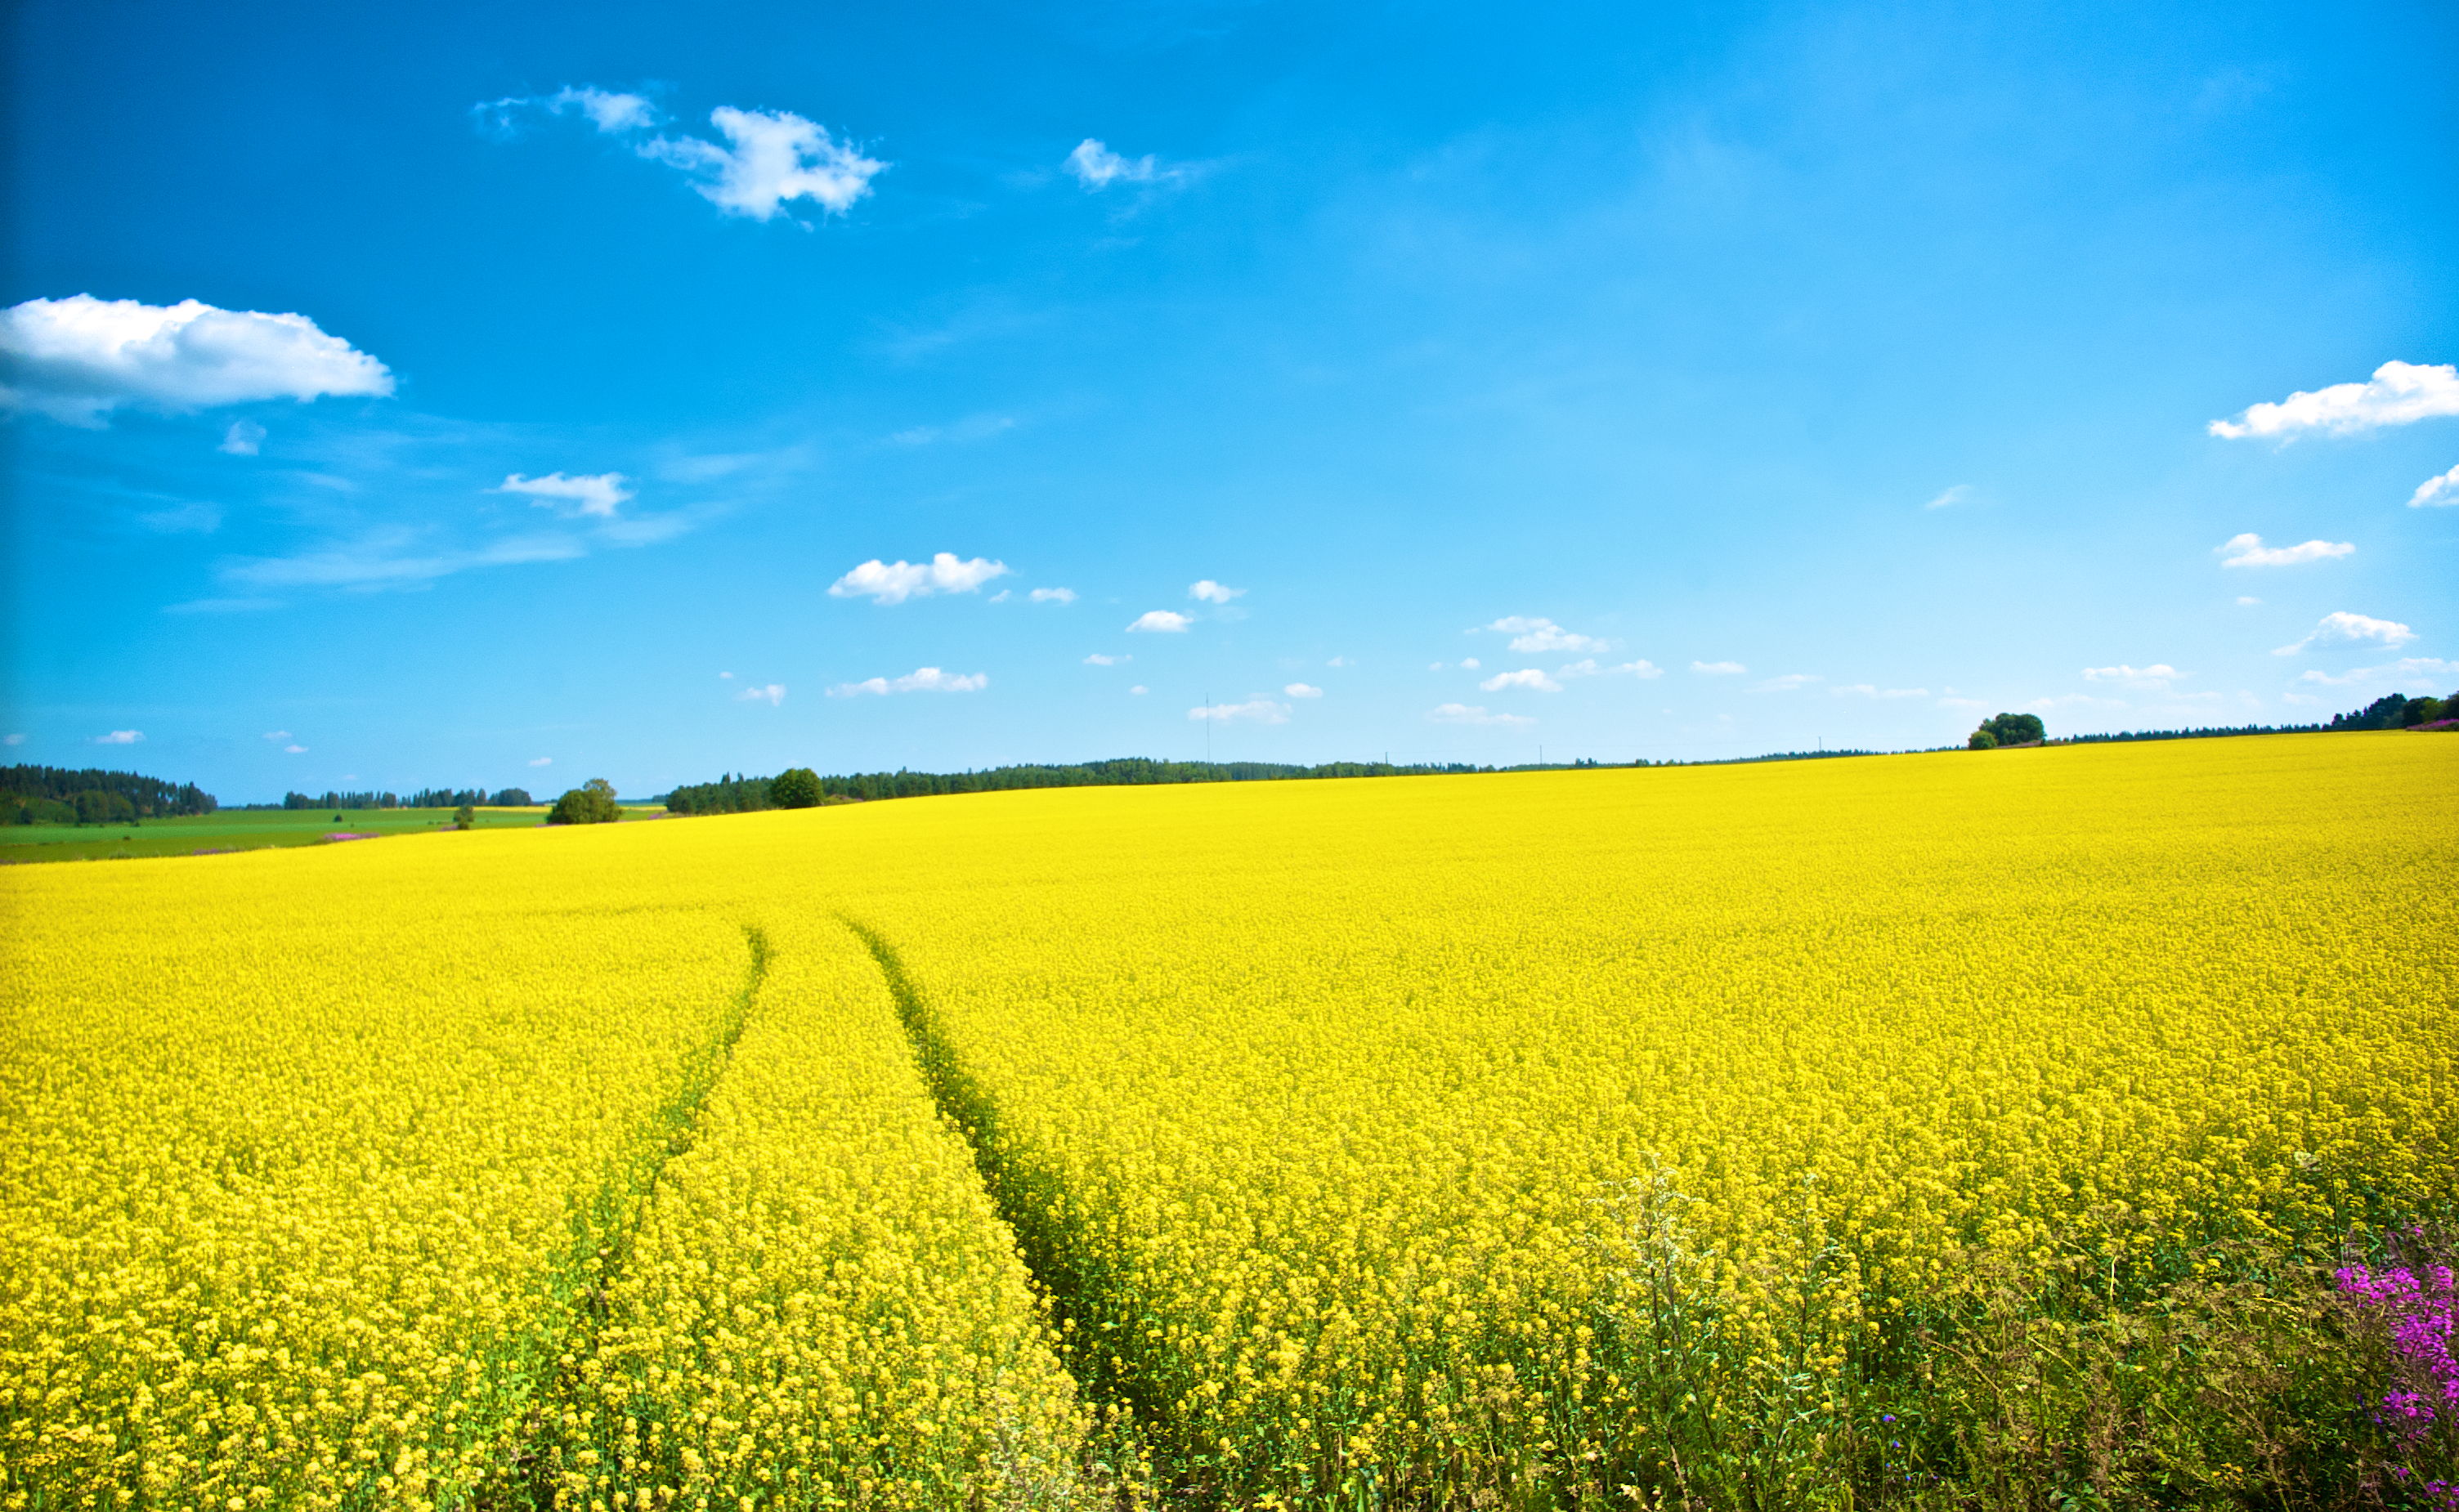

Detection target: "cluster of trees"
[660, 757, 1492, 814]
[2, 765, 217, 825]
[2327, 691, 2455, 731]
[547, 778, 622, 825]
[1968, 713, 2047, 749]
[276, 787, 533, 811]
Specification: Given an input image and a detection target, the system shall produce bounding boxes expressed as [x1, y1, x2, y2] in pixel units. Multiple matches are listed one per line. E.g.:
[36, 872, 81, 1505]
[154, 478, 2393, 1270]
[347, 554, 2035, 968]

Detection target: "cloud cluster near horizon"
[2215, 532, 2352, 568]
[2, 294, 392, 425]
[499, 471, 633, 517]
[2208, 360, 2459, 440]
[829, 553, 1009, 604]
[827, 667, 988, 696]
[480, 86, 885, 221]
[1189, 698, 1288, 723]
[2273, 612, 2416, 656]
[1428, 702, 1534, 728]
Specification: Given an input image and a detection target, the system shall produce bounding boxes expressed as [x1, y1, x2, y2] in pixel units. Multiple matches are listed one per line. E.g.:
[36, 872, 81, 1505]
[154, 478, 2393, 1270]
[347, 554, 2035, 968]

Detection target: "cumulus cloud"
[1749, 673, 1820, 693]
[1285, 682, 1324, 698]
[2295, 656, 2457, 689]
[220, 418, 266, 455]
[1460, 657, 1480, 670]
[2084, 664, 2182, 691]
[1065, 139, 1171, 189]
[1428, 702, 1534, 728]
[1189, 698, 1288, 724]
[499, 471, 633, 518]
[1480, 669, 1563, 693]
[2209, 360, 2459, 439]
[1128, 610, 1192, 633]
[1832, 684, 1929, 698]
[2, 294, 394, 425]
[2273, 612, 2418, 655]
[2410, 465, 2459, 508]
[828, 667, 988, 697]
[530, 756, 553, 767]
[95, 730, 143, 745]
[639, 107, 885, 220]
[1484, 616, 1610, 654]
[1188, 579, 1243, 604]
[283, 744, 307, 754]
[736, 683, 786, 705]
[475, 85, 661, 137]
[1693, 660, 1746, 675]
[2216, 533, 2354, 568]
[1925, 484, 1972, 510]
[1084, 653, 1130, 666]
[1030, 587, 1077, 604]
[829, 553, 1010, 605]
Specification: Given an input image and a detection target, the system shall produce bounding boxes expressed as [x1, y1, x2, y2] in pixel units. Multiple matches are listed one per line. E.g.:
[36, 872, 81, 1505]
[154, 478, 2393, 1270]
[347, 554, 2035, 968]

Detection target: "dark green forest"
[2, 765, 217, 825]
[661, 757, 1489, 814]
[264, 787, 533, 811]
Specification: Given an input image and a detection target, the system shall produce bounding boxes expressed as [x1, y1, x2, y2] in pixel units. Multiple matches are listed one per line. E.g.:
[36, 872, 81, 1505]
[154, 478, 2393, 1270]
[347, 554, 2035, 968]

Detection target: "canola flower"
[1, 731, 2450, 1508]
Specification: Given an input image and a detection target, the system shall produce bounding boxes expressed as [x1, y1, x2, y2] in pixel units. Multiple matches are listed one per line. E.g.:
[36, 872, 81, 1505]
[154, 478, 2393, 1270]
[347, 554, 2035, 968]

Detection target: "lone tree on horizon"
[771, 767, 824, 808]
[547, 778, 620, 825]
[1969, 712, 2046, 749]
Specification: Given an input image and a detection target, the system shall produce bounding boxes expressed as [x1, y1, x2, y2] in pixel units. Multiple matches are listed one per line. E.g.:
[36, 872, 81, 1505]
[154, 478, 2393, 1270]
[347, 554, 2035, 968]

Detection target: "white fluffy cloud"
[829, 553, 1010, 605]
[1189, 698, 1288, 724]
[1030, 587, 1077, 604]
[2210, 360, 2459, 439]
[499, 471, 633, 518]
[1065, 139, 1167, 189]
[477, 85, 660, 136]
[2410, 465, 2459, 508]
[2, 295, 394, 424]
[1284, 682, 1324, 698]
[2084, 664, 2182, 691]
[1484, 616, 1609, 654]
[2274, 612, 2418, 655]
[2216, 533, 2354, 568]
[827, 667, 989, 697]
[1428, 703, 1534, 728]
[1128, 610, 1192, 633]
[1480, 669, 1563, 693]
[1692, 660, 1746, 675]
[1188, 579, 1243, 604]
[2296, 656, 2457, 689]
[1084, 653, 1129, 666]
[736, 683, 786, 705]
[95, 730, 143, 745]
[640, 108, 886, 220]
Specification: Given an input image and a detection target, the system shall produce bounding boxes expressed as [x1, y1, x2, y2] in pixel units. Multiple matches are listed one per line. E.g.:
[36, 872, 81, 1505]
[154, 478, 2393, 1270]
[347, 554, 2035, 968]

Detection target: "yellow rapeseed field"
[2, 732, 2450, 1509]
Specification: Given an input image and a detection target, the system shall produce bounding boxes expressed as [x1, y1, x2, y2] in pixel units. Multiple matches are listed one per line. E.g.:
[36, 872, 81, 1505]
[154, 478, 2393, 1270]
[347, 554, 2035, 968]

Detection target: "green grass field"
[0, 805, 667, 863]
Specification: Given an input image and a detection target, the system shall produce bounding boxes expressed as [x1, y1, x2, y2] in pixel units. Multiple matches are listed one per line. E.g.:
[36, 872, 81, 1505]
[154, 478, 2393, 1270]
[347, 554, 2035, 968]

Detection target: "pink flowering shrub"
[2340, 1227, 2459, 1508]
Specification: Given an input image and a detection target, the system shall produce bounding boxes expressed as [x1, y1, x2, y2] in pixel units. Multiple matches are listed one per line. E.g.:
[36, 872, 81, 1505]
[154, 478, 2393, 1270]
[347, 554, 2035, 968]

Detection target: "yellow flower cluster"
[2, 732, 2449, 1508]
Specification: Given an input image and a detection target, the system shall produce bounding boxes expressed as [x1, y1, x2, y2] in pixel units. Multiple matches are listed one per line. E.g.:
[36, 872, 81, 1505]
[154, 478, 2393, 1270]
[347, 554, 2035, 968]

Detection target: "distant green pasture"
[0, 806, 666, 863]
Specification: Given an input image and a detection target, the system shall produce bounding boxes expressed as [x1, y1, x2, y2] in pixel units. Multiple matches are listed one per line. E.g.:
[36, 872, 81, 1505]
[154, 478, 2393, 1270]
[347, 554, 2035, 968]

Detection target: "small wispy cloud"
[1480, 669, 1563, 693]
[829, 553, 1010, 604]
[827, 667, 988, 696]
[2295, 655, 2456, 689]
[2409, 464, 2459, 508]
[1925, 484, 1972, 510]
[736, 683, 786, 705]
[1128, 610, 1192, 633]
[481, 87, 885, 222]
[1284, 682, 1324, 698]
[1189, 579, 1243, 604]
[1482, 616, 1610, 654]
[1189, 698, 1288, 723]
[2216, 532, 2353, 568]
[2273, 612, 2417, 655]
[95, 730, 143, 745]
[1428, 702, 1534, 728]
[1832, 684, 1929, 698]
[499, 471, 633, 518]
[1693, 660, 1746, 676]
[220, 419, 266, 455]
[3, 734, 25, 746]
[529, 756, 553, 767]
[2237, 597, 2263, 606]
[2210, 360, 2459, 440]
[2084, 664, 2181, 691]
[1084, 653, 1130, 666]
[1558, 658, 1664, 681]
[1030, 587, 1077, 604]
[1064, 138, 1176, 190]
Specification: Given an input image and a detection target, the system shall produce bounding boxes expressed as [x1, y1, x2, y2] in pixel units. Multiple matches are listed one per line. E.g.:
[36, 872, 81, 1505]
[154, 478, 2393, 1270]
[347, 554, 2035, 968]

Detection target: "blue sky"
[4, 0, 2453, 802]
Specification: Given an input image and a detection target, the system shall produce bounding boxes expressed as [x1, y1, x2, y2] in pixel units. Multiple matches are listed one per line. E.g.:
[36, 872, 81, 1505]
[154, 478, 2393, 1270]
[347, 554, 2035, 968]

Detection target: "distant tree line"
[661, 757, 1493, 813]
[271, 787, 533, 811]
[2327, 691, 2454, 731]
[2, 764, 217, 825]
